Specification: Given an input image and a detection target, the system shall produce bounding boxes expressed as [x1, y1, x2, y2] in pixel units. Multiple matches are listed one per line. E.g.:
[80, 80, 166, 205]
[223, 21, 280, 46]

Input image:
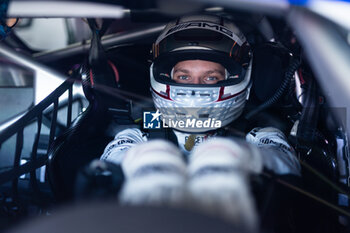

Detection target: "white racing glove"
[246, 127, 301, 176]
[119, 140, 187, 206]
[187, 138, 260, 233]
[100, 128, 147, 164]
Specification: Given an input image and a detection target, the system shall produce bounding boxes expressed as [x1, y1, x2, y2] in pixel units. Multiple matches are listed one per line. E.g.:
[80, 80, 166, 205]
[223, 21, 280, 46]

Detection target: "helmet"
[150, 14, 252, 133]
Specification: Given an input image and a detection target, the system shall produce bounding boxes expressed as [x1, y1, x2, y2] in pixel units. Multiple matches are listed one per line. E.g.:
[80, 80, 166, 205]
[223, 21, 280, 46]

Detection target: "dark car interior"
[0, 1, 349, 232]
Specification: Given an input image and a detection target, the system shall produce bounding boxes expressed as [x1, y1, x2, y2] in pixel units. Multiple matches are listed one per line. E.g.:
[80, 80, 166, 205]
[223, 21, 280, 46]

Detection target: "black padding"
[47, 23, 128, 202]
[47, 104, 113, 202]
[251, 43, 290, 103]
[80, 19, 121, 109]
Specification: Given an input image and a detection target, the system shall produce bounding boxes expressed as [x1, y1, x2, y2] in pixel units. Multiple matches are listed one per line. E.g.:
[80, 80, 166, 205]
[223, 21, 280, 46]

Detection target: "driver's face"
[172, 60, 225, 84]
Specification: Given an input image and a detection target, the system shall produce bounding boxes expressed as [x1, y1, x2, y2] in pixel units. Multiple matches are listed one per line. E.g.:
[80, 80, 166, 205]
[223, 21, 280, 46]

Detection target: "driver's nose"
[188, 76, 201, 85]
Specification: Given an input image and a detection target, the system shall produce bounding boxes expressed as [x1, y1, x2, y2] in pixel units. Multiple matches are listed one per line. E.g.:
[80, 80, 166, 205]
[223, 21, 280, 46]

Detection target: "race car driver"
[100, 14, 300, 175]
[98, 14, 301, 231]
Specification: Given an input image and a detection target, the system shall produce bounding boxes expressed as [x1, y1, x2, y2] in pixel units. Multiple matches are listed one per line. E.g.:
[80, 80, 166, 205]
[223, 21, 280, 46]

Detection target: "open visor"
[152, 49, 247, 87]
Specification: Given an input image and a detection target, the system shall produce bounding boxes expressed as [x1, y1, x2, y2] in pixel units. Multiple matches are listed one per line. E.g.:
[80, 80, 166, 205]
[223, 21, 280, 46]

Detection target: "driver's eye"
[206, 76, 218, 81]
[178, 75, 189, 80]
[203, 76, 221, 84]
